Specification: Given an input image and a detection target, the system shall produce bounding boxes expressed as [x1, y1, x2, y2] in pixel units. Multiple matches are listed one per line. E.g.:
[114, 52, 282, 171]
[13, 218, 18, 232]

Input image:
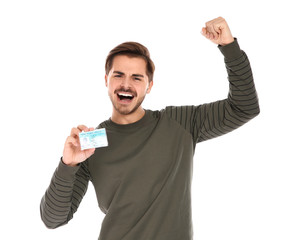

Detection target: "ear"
[105, 75, 108, 87]
[146, 80, 153, 94]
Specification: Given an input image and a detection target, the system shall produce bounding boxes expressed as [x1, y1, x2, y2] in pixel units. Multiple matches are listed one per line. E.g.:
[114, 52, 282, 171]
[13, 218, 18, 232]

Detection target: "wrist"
[220, 37, 235, 46]
[56, 158, 80, 181]
[62, 157, 78, 167]
[218, 38, 242, 60]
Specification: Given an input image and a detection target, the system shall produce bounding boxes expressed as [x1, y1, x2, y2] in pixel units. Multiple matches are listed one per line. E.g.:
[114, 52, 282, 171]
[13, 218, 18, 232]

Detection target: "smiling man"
[40, 17, 260, 239]
[105, 53, 153, 123]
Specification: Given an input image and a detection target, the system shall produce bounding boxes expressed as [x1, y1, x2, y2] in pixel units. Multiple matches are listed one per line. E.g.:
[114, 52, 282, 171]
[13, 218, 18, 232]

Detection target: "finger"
[70, 127, 81, 137]
[201, 27, 211, 40]
[206, 25, 218, 40]
[84, 148, 96, 156]
[212, 31, 220, 40]
[205, 28, 216, 40]
[88, 127, 95, 131]
[66, 136, 79, 147]
[213, 23, 221, 34]
[77, 125, 89, 132]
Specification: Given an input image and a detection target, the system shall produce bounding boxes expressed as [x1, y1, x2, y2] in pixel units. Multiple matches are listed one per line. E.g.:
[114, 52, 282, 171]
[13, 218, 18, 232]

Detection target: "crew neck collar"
[105, 109, 152, 131]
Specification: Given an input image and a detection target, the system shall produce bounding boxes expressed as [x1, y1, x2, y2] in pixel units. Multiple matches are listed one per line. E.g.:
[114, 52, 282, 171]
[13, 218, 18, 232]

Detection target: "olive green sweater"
[40, 39, 260, 240]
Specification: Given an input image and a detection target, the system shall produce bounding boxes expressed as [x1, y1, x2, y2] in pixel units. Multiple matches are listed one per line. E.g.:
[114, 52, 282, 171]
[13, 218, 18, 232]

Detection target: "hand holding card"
[62, 125, 105, 167]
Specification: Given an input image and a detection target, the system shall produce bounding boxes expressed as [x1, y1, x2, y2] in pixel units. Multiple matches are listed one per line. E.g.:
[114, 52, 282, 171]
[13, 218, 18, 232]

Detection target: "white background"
[1, 0, 299, 239]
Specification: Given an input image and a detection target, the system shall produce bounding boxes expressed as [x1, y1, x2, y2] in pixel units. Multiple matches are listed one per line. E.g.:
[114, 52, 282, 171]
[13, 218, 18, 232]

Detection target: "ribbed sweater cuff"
[55, 158, 80, 182]
[218, 38, 243, 61]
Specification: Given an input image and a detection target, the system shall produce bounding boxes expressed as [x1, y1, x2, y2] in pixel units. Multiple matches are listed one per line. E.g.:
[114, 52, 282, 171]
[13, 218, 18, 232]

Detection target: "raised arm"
[166, 17, 260, 144]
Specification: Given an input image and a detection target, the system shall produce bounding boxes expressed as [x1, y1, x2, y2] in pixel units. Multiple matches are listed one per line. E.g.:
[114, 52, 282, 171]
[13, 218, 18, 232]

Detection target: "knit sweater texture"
[40, 39, 260, 240]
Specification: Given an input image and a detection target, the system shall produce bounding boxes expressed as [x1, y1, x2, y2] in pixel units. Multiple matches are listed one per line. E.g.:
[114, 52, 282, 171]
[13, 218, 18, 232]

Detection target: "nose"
[120, 76, 131, 89]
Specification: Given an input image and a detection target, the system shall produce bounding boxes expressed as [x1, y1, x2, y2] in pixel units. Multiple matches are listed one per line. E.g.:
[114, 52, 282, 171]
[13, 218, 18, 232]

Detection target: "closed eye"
[113, 71, 124, 78]
[132, 74, 144, 81]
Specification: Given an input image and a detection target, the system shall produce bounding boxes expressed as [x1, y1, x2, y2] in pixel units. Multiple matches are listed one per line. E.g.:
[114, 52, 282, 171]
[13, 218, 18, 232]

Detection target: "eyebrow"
[113, 71, 144, 78]
[113, 71, 125, 75]
[132, 74, 144, 78]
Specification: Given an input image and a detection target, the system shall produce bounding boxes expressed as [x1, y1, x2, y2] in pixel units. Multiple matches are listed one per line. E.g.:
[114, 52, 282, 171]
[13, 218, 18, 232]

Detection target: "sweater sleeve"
[165, 39, 260, 144]
[40, 159, 90, 229]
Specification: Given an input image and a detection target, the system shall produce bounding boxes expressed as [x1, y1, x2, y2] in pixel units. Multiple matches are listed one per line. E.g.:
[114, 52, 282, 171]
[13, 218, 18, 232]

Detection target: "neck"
[111, 107, 145, 125]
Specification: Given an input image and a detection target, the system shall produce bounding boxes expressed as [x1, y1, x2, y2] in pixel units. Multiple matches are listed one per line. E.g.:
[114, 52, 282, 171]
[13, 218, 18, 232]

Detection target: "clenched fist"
[202, 17, 234, 46]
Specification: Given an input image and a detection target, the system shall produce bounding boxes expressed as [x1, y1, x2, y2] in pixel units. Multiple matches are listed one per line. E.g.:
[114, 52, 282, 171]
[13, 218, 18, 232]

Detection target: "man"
[40, 17, 260, 239]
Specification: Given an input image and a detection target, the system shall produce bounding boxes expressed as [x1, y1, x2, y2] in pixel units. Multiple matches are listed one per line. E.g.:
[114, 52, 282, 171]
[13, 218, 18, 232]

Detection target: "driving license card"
[79, 128, 108, 150]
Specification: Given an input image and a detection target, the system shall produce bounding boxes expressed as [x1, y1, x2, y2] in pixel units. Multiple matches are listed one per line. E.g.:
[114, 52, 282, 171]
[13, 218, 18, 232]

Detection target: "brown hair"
[105, 42, 155, 82]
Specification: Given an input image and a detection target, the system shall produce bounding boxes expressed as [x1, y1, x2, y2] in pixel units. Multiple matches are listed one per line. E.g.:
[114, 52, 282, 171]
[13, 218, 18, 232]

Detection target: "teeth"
[118, 93, 133, 97]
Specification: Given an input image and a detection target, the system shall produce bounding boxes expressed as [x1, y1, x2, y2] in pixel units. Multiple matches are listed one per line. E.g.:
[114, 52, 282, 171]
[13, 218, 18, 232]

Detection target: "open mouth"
[117, 93, 134, 101]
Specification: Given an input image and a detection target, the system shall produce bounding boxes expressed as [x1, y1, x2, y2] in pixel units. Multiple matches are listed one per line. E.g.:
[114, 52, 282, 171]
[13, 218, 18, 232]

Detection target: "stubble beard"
[109, 93, 146, 116]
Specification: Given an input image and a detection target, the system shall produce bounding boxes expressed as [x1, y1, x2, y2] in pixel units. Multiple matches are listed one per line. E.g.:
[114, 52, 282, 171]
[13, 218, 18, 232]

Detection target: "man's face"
[105, 55, 153, 116]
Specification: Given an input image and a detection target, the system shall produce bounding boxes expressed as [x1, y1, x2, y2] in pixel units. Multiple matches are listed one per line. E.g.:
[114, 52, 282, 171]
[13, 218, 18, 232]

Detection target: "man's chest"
[87, 117, 194, 213]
